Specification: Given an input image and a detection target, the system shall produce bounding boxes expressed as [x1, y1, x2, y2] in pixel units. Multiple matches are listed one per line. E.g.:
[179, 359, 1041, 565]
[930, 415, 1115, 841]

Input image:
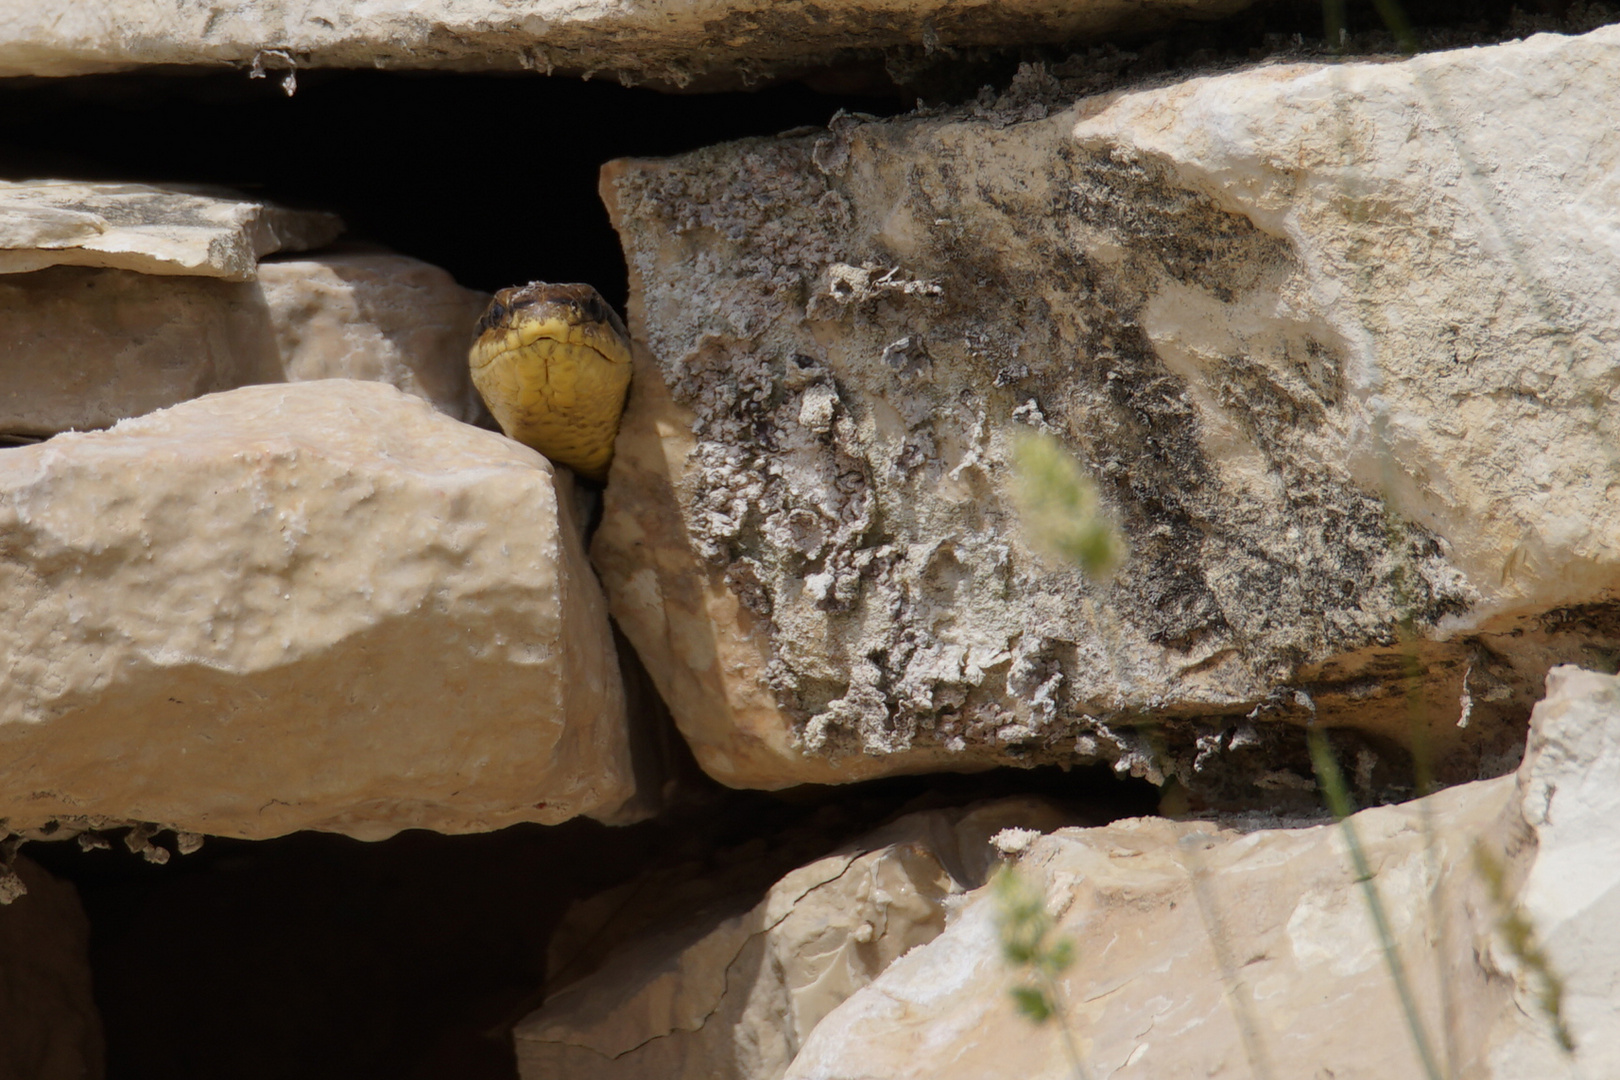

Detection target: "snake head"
[468, 282, 634, 482]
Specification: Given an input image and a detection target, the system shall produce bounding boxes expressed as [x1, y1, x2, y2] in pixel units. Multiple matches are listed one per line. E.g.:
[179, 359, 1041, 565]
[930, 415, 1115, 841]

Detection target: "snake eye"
[481, 301, 506, 332]
[581, 295, 605, 323]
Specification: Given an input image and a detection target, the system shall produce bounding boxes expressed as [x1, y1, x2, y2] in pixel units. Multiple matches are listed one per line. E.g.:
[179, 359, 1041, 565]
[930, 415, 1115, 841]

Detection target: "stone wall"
[1, 6, 1617, 1079]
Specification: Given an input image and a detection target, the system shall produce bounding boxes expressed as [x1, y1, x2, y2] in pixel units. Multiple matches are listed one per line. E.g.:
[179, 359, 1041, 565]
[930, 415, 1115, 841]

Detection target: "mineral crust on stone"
[594, 27, 1620, 792]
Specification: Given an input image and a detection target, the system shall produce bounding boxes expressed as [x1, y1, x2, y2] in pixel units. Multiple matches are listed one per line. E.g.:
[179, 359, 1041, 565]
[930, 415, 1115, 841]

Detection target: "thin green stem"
[1370, 0, 1418, 52]
[1179, 831, 1278, 1080]
[1040, 971, 1089, 1080]
[1322, 0, 1349, 51]
[1309, 731, 1445, 1080]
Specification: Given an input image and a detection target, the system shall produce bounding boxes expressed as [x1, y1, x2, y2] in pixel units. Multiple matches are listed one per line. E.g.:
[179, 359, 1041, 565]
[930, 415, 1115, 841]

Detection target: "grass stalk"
[1308, 730, 1445, 1080]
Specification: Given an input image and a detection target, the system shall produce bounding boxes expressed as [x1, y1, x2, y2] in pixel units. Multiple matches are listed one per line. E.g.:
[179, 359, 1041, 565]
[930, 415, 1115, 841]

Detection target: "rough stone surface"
[0, 252, 490, 439]
[0, 180, 342, 279]
[0, 265, 280, 441]
[258, 252, 493, 426]
[514, 798, 1077, 1080]
[594, 28, 1620, 792]
[0, 379, 632, 840]
[1484, 666, 1620, 1077]
[0, 0, 1256, 86]
[786, 666, 1619, 1080]
[0, 857, 104, 1080]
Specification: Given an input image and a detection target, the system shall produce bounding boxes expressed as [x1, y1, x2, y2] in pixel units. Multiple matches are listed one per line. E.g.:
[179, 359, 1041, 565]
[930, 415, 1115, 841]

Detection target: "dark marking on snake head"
[481, 281, 629, 339]
[476, 300, 507, 334]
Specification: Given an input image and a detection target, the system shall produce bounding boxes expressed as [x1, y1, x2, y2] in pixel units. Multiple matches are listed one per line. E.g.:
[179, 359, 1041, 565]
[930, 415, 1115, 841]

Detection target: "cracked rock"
[785, 666, 1620, 1080]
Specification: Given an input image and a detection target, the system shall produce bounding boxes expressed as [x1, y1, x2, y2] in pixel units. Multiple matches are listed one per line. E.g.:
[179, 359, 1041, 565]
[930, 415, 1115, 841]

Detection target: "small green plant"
[992, 864, 1088, 1079]
[1473, 842, 1577, 1055]
[1010, 431, 1127, 580]
[1308, 730, 1447, 1080]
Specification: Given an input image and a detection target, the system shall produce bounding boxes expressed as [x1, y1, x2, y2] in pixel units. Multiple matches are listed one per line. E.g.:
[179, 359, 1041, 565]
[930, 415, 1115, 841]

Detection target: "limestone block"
[258, 252, 493, 426]
[787, 670, 1620, 1079]
[0, 180, 342, 279]
[0, 380, 632, 840]
[0, 858, 104, 1080]
[593, 27, 1620, 791]
[514, 798, 1077, 1080]
[0, 265, 280, 440]
[790, 791, 1513, 1078]
[0, 253, 489, 439]
[1485, 666, 1620, 1076]
[0, 0, 1257, 86]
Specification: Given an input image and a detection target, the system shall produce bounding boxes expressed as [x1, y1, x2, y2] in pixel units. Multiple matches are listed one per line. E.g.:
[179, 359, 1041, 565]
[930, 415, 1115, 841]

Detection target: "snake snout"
[468, 281, 633, 482]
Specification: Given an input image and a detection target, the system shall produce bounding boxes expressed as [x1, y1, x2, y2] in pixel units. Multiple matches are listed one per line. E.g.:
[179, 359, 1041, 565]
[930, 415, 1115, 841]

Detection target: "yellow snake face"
[468, 282, 633, 482]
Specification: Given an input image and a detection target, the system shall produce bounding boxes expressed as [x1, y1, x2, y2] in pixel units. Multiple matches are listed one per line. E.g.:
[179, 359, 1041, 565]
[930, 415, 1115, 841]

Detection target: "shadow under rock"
[22, 750, 1156, 1080]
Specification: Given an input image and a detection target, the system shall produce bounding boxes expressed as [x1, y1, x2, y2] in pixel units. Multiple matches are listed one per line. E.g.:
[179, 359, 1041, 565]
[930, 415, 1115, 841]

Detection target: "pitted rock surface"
[594, 30, 1620, 792]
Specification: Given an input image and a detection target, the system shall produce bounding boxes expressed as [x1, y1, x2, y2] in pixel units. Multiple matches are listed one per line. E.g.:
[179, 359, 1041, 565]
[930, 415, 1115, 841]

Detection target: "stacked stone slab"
[2, 10, 1618, 1080]
[593, 27, 1620, 793]
[0, 0, 1257, 85]
[517, 667, 1620, 1080]
[0, 380, 635, 839]
[0, 183, 635, 840]
[0, 181, 490, 438]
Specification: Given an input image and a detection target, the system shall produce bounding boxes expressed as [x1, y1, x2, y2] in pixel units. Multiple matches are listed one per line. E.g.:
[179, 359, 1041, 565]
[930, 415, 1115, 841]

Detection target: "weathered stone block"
[259, 252, 492, 426]
[0, 265, 279, 440]
[594, 28, 1620, 791]
[0, 380, 632, 840]
[0, 180, 340, 279]
[514, 798, 1078, 1080]
[0, 0, 1257, 86]
[0, 252, 489, 439]
[785, 666, 1620, 1080]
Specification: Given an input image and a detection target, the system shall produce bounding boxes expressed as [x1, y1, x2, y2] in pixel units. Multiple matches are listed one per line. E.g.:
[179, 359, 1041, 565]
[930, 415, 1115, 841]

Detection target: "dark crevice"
[21, 763, 1155, 1080]
[0, 70, 906, 310]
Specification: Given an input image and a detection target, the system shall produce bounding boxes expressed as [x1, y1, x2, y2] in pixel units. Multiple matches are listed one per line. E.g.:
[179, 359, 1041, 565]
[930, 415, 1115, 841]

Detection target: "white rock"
[514, 798, 1077, 1080]
[787, 667, 1619, 1079]
[0, 180, 341, 279]
[258, 252, 492, 426]
[0, 858, 103, 1080]
[0, 380, 633, 840]
[0, 266, 279, 440]
[0, 252, 489, 439]
[594, 28, 1620, 790]
[0, 0, 1256, 85]
[1485, 666, 1620, 1076]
